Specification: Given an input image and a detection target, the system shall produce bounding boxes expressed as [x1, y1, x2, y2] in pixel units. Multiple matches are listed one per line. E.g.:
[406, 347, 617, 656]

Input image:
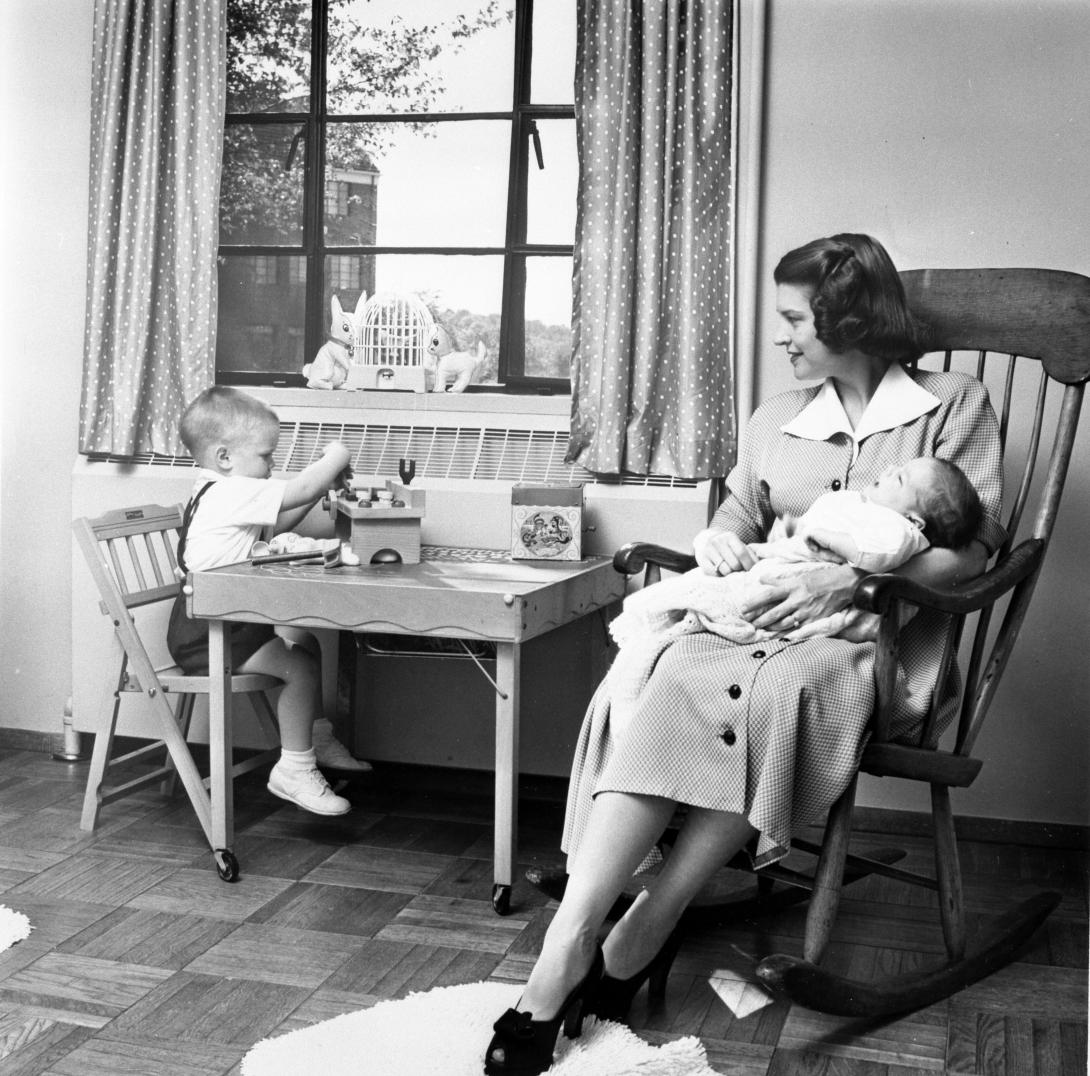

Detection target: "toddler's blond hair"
[179, 386, 278, 460]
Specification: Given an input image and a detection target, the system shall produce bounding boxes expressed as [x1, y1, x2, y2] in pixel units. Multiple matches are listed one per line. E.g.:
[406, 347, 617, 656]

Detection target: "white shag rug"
[242, 980, 717, 1076]
[0, 906, 32, 952]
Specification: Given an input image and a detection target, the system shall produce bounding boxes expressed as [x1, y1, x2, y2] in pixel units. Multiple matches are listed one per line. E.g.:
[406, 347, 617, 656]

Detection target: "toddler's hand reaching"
[322, 441, 353, 490]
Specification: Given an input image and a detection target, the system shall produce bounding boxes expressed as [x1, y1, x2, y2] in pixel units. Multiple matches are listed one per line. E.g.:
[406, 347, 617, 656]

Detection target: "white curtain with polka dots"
[567, 0, 735, 479]
[79, 0, 226, 455]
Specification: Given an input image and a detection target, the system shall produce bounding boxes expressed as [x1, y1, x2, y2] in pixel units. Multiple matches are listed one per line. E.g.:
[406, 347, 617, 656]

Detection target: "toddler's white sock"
[278, 747, 318, 771]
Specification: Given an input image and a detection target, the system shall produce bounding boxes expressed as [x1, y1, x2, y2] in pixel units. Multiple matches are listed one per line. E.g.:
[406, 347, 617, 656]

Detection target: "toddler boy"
[167, 386, 366, 816]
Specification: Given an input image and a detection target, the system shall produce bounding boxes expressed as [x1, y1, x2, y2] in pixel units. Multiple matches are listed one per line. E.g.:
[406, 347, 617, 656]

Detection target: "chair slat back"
[74, 503, 187, 703]
[73, 504, 184, 618]
[902, 268, 1090, 384]
[899, 269, 1090, 755]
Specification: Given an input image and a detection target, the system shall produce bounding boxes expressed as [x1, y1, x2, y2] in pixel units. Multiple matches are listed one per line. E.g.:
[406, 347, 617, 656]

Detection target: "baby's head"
[866, 456, 982, 549]
[179, 387, 280, 479]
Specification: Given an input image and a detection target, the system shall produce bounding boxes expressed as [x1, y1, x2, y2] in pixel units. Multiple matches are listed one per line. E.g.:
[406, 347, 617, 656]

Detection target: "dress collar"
[781, 364, 941, 458]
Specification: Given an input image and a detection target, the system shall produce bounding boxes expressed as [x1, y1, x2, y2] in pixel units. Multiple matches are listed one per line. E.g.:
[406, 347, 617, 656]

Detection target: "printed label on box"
[511, 505, 582, 560]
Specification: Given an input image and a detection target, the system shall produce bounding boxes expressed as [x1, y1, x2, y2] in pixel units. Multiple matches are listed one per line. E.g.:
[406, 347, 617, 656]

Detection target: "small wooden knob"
[503, 593, 515, 606]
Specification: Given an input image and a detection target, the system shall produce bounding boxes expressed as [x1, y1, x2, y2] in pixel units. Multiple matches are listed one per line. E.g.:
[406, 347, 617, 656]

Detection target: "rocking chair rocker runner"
[74, 503, 282, 882]
[604, 267, 1090, 1018]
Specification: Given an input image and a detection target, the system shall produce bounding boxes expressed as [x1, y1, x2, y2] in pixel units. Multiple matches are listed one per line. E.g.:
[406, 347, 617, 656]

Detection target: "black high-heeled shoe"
[584, 926, 684, 1024]
[484, 945, 605, 1075]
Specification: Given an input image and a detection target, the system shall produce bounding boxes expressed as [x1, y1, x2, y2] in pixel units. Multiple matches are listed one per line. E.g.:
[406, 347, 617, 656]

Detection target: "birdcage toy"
[344, 292, 432, 391]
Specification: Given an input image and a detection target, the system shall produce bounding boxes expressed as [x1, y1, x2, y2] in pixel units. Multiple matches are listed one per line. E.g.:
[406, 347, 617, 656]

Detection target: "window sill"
[250, 386, 572, 417]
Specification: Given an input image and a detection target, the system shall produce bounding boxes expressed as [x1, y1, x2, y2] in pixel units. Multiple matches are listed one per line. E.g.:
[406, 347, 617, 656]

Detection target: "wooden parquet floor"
[0, 745, 1085, 1075]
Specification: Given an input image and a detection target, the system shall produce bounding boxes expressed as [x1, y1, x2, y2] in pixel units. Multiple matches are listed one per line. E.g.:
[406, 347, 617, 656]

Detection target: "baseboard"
[0, 727, 80, 758]
[2, 727, 1084, 851]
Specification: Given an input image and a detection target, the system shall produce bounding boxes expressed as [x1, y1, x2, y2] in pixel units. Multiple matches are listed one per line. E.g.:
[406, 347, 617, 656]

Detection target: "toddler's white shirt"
[181, 471, 287, 571]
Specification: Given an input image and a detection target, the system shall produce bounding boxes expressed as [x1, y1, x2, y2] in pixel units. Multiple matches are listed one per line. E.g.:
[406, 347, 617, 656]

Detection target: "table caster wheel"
[214, 848, 239, 882]
[492, 883, 512, 915]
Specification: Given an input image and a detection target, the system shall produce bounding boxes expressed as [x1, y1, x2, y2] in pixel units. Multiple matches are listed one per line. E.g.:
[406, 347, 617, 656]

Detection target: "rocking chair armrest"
[852, 538, 1046, 616]
[613, 541, 698, 576]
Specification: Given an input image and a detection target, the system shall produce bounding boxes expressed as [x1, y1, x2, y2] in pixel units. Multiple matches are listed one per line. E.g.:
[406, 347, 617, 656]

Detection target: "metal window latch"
[528, 120, 545, 170]
[284, 128, 304, 171]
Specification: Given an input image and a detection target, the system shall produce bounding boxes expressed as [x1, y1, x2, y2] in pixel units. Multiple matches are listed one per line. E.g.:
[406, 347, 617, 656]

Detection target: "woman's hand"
[693, 527, 758, 576]
[742, 563, 863, 633]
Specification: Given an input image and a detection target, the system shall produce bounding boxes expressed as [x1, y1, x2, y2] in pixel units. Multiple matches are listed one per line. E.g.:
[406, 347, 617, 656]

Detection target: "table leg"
[314, 628, 340, 722]
[492, 641, 521, 915]
[208, 619, 238, 882]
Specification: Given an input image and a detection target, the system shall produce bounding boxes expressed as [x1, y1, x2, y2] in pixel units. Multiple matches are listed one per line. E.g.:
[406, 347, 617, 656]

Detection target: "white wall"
[0, 0, 91, 740]
[0, 0, 1085, 828]
[753, 0, 1090, 825]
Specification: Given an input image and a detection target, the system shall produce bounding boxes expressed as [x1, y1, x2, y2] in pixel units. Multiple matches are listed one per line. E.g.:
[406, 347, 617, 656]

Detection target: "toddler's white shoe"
[312, 718, 372, 773]
[267, 762, 350, 816]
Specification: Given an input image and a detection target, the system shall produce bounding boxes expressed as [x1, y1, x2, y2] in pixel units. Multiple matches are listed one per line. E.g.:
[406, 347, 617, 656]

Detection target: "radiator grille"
[84, 420, 698, 489]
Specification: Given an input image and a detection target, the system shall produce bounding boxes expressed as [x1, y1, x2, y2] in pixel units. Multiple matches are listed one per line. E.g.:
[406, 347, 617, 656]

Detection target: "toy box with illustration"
[510, 482, 584, 561]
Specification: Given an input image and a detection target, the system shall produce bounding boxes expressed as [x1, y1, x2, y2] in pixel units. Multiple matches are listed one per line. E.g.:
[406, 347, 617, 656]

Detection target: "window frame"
[218, 0, 575, 395]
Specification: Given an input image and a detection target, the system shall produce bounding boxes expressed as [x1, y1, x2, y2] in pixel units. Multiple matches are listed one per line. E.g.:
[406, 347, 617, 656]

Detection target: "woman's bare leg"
[602, 807, 757, 979]
[515, 790, 676, 1019]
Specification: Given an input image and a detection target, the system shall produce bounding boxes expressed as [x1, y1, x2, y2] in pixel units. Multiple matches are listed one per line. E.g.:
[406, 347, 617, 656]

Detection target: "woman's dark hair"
[774, 233, 924, 363]
[917, 458, 983, 549]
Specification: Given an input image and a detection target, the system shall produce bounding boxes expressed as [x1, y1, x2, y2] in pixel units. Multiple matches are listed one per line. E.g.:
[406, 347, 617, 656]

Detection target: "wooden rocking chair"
[608, 267, 1090, 1017]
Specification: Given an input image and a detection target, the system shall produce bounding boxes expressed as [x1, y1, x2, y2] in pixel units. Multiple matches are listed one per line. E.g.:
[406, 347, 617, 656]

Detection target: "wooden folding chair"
[73, 503, 281, 881]
[610, 267, 1090, 1017]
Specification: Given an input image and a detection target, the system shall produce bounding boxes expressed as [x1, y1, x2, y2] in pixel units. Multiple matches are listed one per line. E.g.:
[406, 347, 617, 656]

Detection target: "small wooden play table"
[187, 546, 625, 913]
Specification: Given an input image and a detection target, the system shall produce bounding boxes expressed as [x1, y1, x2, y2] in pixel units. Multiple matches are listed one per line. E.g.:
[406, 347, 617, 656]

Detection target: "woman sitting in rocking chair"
[483, 233, 1006, 1075]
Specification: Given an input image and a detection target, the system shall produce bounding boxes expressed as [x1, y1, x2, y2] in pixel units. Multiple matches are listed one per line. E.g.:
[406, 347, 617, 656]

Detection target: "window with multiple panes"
[218, 0, 577, 393]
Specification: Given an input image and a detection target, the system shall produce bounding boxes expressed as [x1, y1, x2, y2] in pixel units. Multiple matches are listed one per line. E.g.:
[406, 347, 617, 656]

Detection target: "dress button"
[752, 650, 766, 659]
[831, 479, 842, 491]
[722, 727, 736, 746]
[728, 684, 742, 699]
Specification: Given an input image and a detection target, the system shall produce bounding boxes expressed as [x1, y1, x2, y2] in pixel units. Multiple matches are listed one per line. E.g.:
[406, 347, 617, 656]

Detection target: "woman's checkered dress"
[562, 370, 1006, 868]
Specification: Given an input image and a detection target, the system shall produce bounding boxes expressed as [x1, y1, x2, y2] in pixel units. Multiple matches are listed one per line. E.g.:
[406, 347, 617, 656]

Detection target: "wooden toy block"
[328, 481, 425, 564]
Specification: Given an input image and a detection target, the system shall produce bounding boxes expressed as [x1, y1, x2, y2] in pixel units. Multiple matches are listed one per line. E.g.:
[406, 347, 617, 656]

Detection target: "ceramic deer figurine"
[424, 323, 486, 393]
[303, 292, 367, 389]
